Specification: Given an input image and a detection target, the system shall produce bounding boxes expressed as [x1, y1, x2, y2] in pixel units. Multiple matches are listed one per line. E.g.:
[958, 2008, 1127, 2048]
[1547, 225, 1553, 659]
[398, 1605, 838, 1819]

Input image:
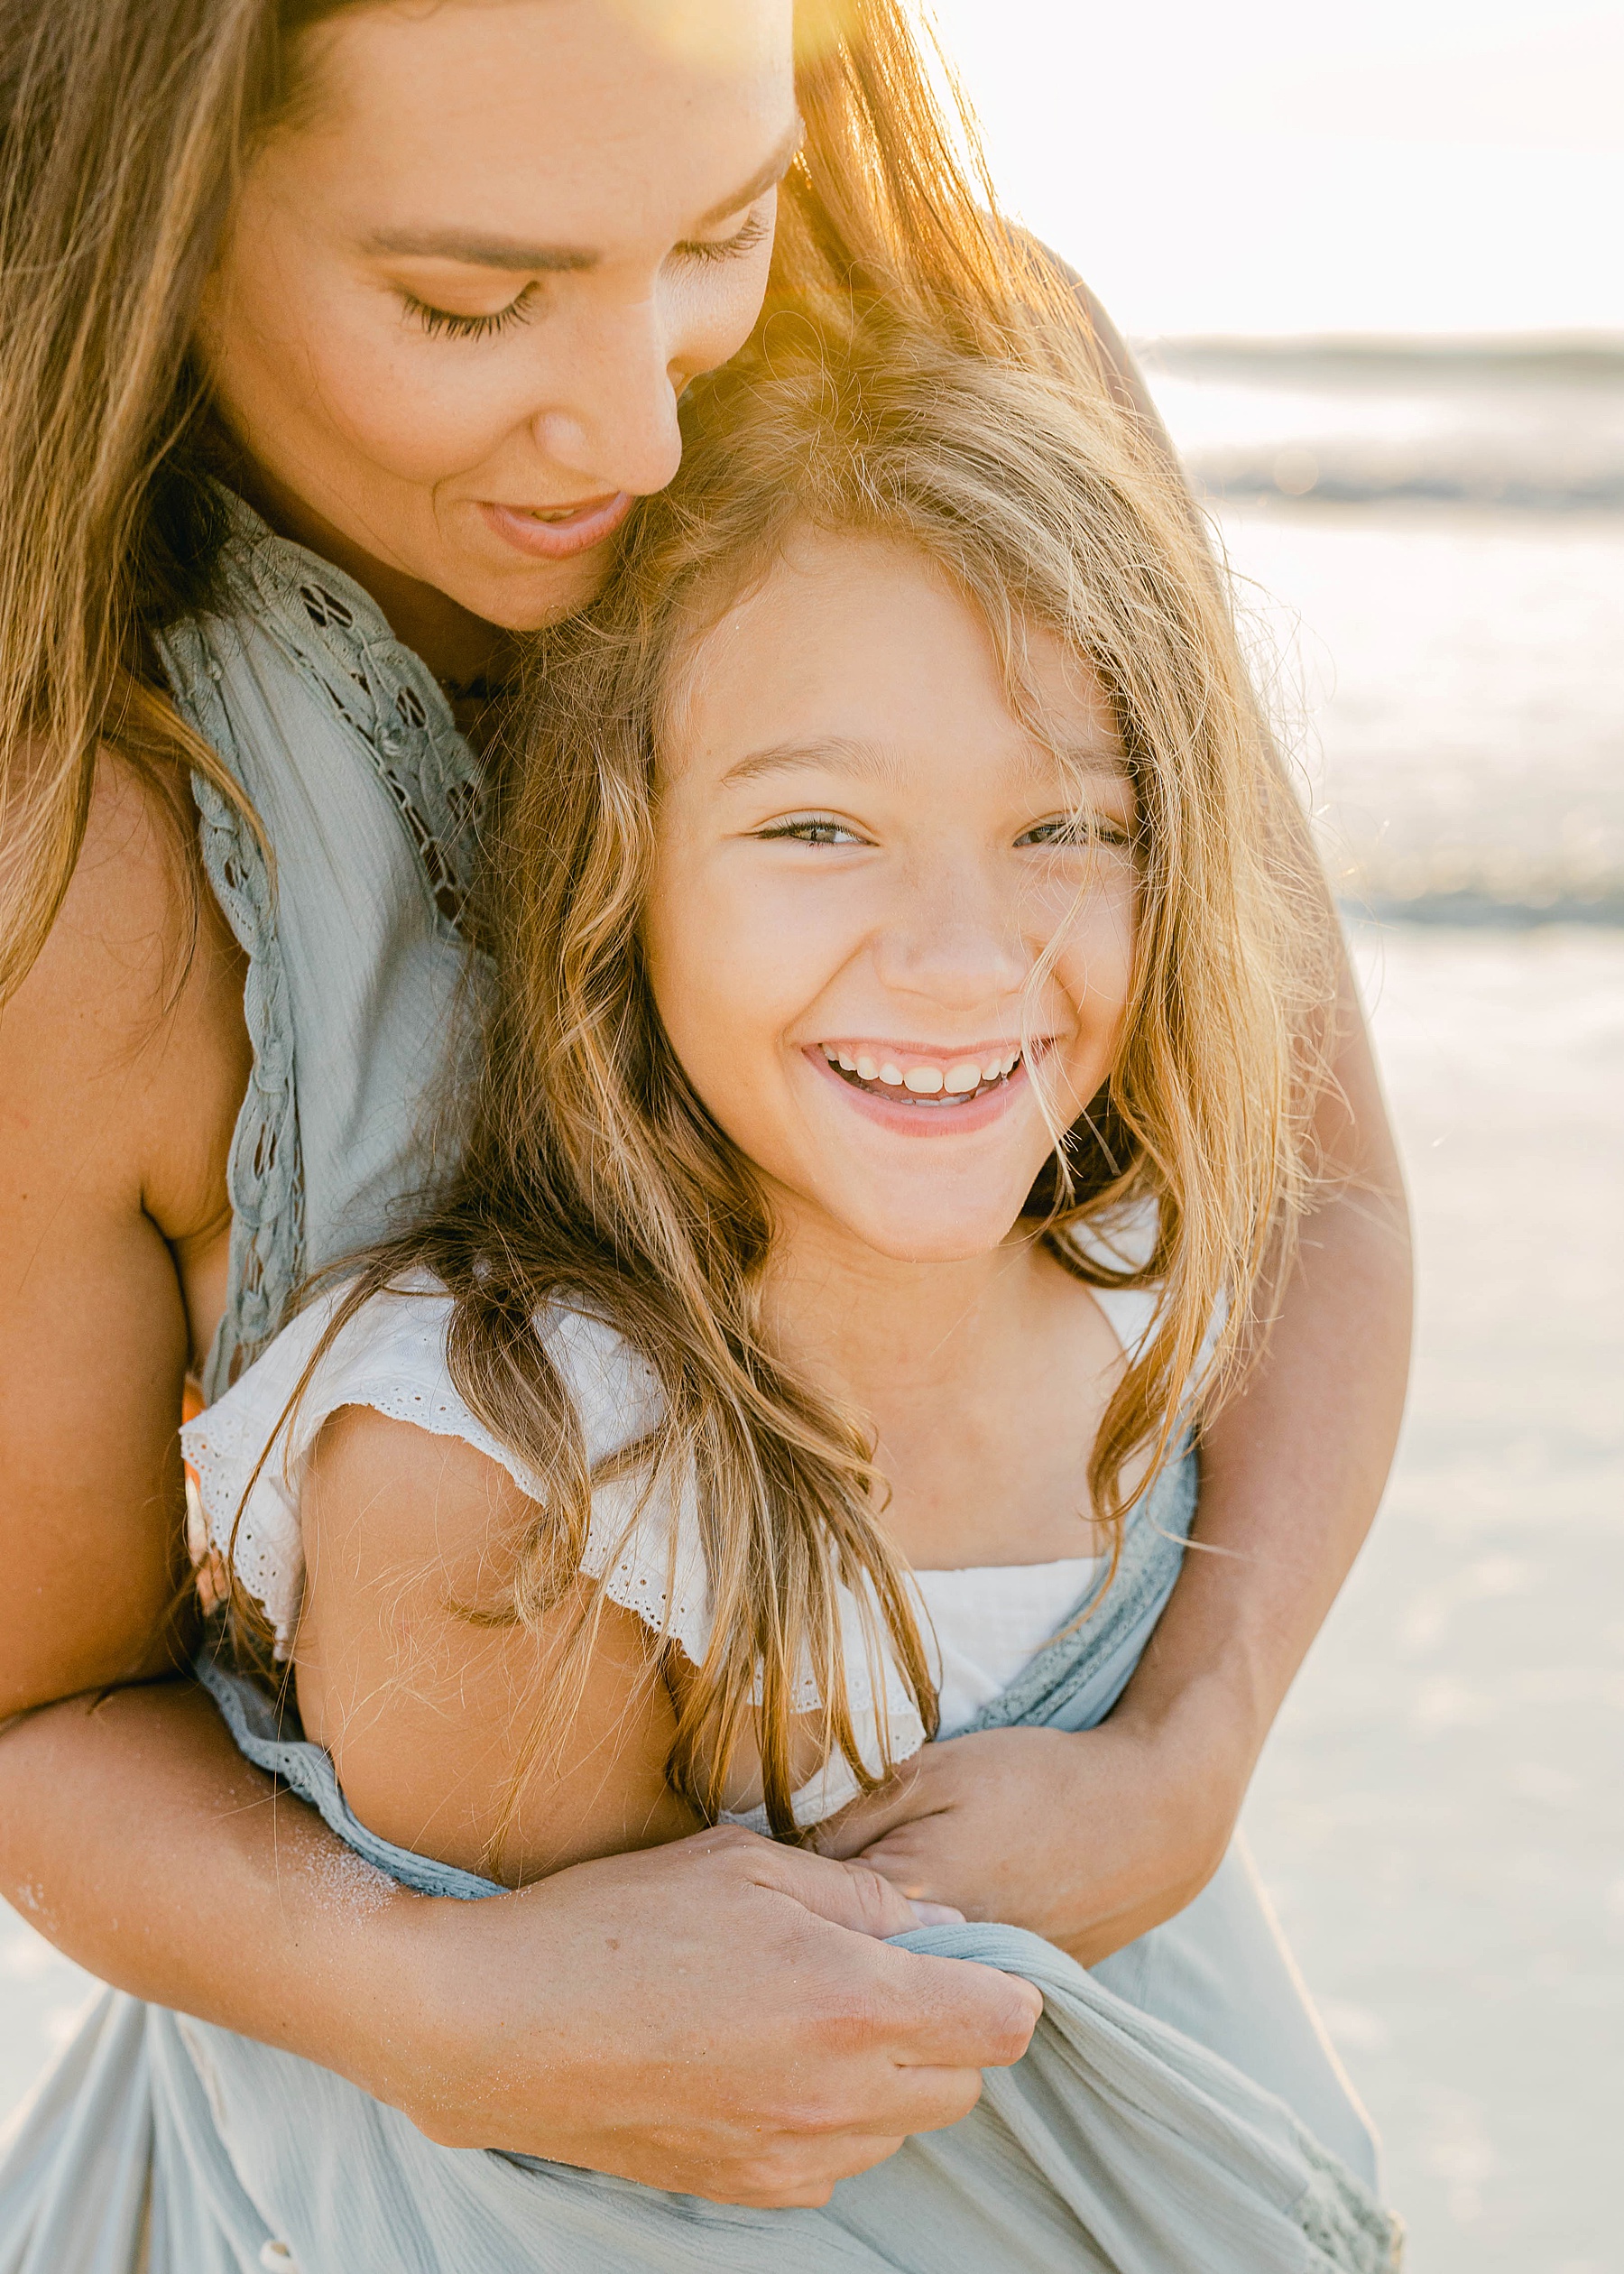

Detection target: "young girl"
[149, 319, 1400, 2270]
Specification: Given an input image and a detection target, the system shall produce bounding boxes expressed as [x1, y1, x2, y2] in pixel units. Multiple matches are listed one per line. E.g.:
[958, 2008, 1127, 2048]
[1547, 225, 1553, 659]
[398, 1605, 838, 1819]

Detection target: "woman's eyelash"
[676, 210, 773, 267]
[400, 212, 767, 339]
[403, 285, 539, 341]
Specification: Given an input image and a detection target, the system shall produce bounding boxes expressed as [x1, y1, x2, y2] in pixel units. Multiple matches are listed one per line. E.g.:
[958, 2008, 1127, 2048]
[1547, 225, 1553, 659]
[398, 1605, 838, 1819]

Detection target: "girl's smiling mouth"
[804, 1039, 1048, 1135]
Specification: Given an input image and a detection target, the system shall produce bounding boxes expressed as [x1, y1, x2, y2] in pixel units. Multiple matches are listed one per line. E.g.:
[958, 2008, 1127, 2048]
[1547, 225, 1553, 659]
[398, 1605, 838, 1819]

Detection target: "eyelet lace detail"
[156, 491, 483, 1392]
[156, 625, 304, 1395]
[254, 540, 483, 937]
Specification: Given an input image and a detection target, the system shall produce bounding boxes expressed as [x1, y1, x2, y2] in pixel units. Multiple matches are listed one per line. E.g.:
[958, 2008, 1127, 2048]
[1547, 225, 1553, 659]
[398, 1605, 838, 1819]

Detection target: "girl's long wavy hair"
[0, 0, 1080, 1004]
[280, 314, 1336, 1850]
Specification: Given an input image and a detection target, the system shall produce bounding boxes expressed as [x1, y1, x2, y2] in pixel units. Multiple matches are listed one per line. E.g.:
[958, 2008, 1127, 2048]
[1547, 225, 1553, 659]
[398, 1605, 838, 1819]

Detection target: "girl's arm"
[817, 956, 1413, 1957]
[292, 1402, 704, 1881]
[0, 755, 1038, 2201]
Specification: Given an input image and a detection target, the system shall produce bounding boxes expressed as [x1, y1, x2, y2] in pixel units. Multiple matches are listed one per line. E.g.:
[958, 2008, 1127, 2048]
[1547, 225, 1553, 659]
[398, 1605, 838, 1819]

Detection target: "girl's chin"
[786, 1184, 1040, 1268]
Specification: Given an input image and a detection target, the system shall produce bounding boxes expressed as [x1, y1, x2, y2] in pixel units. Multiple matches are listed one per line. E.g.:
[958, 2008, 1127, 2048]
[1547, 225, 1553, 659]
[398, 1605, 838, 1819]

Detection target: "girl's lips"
[478, 493, 633, 561]
[803, 1045, 1034, 1139]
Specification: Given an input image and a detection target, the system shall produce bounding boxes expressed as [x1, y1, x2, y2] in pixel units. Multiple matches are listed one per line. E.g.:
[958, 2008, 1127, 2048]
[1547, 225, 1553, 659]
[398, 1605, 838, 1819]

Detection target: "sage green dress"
[0, 498, 1400, 2274]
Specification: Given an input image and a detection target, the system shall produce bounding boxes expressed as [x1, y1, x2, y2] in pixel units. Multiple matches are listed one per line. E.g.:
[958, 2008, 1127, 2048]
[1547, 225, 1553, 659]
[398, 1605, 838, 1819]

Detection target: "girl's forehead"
[661, 528, 1122, 783]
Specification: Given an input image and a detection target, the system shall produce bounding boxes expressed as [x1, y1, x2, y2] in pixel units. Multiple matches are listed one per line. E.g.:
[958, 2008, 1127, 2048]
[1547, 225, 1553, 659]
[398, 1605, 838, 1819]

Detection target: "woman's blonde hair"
[286, 311, 1336, 1852]
[0, 0, 1081, 1003]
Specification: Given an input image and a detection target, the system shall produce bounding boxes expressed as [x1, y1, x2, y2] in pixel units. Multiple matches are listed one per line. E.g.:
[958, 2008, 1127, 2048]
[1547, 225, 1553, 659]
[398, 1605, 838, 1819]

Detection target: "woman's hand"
[814, 1708, 1242, 1967]
[0, 1683, 1040, 2209]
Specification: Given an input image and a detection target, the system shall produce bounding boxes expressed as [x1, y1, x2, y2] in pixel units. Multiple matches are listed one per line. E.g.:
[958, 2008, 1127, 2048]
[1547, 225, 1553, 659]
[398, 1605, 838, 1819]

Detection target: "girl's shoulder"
[182, 1274, 672, 1655]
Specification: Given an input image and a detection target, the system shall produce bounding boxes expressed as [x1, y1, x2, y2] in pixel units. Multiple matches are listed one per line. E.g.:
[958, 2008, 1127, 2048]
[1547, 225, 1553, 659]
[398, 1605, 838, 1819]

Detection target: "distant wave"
[1345, 888, 1624, 929]
[1186, 448, 1624, 514]
[1140, 333, 1624, 388]
[1330, 844, 1624, 929]
[1141, 334, 1624, 514]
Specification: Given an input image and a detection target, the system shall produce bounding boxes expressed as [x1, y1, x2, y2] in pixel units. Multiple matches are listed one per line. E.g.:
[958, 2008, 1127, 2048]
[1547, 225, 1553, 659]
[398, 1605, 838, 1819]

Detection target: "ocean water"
[1164, 342, 1624, 2274]
[3, 343, 1621, 2269]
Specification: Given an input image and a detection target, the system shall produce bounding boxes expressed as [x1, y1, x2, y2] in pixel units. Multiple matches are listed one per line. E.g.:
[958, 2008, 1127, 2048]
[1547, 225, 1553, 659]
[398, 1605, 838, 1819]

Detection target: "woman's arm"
[0, 757, 1037, 2200]
[0, 1680, 1040, 2200]
[817, 958, 1414, 1958]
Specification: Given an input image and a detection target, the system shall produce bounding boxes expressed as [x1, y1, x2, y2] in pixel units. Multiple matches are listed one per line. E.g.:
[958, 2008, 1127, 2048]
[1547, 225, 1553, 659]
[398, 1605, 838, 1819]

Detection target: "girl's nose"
[872, 862, 1030, 1013]
[529, 296, 686, 502]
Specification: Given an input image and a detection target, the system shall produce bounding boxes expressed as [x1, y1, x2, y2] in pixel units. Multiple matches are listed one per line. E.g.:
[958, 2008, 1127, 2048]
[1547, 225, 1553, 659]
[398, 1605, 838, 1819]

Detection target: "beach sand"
[1245, 920, 1624, 2272]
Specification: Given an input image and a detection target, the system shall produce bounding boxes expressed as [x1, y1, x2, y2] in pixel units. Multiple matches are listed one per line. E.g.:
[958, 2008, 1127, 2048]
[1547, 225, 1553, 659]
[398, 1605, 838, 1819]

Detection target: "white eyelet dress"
[0, 500, 1397, 2274]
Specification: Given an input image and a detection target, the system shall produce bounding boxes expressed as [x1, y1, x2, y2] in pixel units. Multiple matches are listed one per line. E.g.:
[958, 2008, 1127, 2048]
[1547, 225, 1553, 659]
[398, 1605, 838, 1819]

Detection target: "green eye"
[1018, 814, 1133, 850]
[756, 815, 863, 847]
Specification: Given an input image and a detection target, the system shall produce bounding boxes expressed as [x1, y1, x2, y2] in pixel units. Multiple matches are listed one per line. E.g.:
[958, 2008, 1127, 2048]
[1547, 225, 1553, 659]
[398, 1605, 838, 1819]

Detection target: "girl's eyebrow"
[718, 734, 1130, 792]
[718, 736, 901, 790]
[364, 121, 806, 274]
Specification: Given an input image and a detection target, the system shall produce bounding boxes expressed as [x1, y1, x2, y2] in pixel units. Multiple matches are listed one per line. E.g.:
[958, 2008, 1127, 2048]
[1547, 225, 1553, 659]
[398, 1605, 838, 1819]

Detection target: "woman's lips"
[478, 493, 633, 561]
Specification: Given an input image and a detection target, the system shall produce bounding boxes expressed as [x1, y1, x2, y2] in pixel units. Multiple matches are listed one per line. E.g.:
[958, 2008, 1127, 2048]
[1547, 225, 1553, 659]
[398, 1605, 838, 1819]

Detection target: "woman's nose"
[529, 294, 686, 501]
[872, 863, 1030, 1013]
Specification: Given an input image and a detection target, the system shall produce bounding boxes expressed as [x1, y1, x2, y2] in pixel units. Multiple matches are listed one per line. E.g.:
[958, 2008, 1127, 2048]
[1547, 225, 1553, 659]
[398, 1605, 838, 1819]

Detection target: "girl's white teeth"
[821, 1046, 1024, 1095]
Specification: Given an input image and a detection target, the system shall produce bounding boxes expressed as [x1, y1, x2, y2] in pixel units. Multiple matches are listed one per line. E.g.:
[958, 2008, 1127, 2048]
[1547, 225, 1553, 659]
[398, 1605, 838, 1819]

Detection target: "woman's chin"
[438, 540, 615, 633]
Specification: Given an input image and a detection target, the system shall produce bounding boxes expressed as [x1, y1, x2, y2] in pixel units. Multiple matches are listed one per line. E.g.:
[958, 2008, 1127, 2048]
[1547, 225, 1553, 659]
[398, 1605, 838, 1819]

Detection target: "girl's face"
[645, 531, 1140, 1266]
[201, 0, 795, 640]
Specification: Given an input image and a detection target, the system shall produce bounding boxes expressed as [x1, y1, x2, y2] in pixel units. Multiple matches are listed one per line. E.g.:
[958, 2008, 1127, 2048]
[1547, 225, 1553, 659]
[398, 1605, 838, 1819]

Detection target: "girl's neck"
[757, 1205, 1053, 1431]
[758, 1199, 1123, 1571]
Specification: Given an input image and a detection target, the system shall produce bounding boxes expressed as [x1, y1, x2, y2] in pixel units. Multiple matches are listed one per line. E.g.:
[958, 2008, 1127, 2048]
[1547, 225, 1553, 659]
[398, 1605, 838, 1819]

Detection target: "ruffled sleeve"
[181, 1280, 712, 1665]
[181, 1280, 927, 1829]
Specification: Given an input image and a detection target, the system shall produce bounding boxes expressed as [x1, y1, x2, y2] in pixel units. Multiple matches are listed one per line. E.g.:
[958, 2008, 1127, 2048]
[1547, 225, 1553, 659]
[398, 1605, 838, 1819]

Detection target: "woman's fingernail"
[908, 1900, 965, 1926]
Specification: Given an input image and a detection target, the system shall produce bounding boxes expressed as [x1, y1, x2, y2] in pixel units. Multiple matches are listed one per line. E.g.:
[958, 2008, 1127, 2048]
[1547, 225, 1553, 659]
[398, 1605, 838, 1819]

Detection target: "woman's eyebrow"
[364, 121, 805, 274]
[692, 117, 805, 229]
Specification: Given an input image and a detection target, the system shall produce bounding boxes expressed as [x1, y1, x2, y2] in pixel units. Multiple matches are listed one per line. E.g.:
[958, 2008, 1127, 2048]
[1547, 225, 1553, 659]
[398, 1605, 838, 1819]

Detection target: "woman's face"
[200, 0, 796, 639]
[645, 531, 1140, 1268]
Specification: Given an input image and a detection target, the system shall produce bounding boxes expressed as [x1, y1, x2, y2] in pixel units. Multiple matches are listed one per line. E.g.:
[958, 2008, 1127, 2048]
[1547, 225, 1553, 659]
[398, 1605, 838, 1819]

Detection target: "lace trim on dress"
[229, 500, 484, 941]
[181, 1285, 717, 1669]
[1295, 2131, 1407, 2270]
[156, 621, 305, 1399]
[157, 492, 484, 1394]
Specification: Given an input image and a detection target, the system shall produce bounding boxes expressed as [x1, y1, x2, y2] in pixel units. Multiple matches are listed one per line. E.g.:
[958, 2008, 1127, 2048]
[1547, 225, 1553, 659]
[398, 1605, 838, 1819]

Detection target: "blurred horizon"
[927, 0, 1624, 338]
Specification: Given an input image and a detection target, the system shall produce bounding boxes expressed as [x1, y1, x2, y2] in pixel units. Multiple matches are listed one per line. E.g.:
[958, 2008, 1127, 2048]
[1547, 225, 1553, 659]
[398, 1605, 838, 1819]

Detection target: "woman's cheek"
[304, 319, 526, 480]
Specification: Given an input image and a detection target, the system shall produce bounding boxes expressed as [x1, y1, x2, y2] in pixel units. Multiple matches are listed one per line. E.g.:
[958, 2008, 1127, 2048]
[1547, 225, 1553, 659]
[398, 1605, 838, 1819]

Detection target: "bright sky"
[924, 0, 1624, 338]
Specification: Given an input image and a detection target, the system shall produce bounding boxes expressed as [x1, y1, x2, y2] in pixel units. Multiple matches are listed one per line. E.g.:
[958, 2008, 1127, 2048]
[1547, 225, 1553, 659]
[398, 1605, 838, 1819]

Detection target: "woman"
[0, 0, 1411, 2214]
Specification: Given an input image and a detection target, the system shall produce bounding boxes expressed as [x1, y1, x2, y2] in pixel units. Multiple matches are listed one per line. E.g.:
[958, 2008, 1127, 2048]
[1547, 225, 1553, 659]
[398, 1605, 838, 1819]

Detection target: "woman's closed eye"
[401, 210, 771, 343]
[402, 284, 539, 341]
[673, 208, 773, 269]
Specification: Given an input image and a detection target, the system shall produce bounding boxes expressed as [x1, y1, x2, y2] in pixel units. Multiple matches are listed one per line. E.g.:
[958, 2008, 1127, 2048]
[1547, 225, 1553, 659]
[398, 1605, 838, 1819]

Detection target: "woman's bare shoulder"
[1, 746, 249, 1235]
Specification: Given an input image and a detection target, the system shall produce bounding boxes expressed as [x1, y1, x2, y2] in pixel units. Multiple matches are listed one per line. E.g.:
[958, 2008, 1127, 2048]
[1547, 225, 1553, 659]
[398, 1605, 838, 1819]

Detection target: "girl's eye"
[755, 815, 866, 848]
[403, 284, 539, 341]
[674, 209, 773, 268]
[1018, 814, 1134, 851]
